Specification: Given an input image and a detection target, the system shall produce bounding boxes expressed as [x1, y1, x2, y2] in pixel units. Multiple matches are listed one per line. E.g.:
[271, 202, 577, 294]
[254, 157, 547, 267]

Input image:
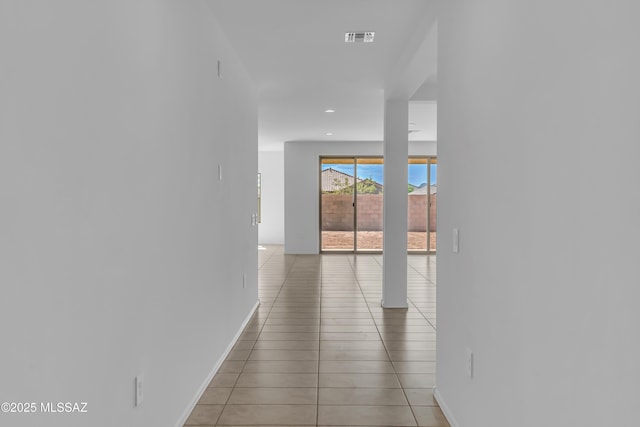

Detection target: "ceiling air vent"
[345, 32, 375, 43]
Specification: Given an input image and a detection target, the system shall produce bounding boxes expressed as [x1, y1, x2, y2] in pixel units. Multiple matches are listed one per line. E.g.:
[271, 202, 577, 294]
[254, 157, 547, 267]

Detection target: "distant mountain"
[408, 184, 437, 195]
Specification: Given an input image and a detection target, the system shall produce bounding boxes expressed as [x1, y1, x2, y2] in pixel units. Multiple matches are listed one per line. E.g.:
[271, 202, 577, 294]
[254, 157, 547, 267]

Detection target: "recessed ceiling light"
[326, 132, 334, 136]
[325, 109, 335, 113]
[345, 32, 375, 43]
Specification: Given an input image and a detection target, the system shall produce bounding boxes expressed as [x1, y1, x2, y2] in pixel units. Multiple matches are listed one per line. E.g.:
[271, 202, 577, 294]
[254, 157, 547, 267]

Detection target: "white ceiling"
[207, 0, 436, 150]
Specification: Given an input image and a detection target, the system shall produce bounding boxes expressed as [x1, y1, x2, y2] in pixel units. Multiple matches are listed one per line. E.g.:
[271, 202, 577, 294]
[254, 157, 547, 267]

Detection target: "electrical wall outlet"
[453, 228, 459, 253]
[135, 374, 144, 407]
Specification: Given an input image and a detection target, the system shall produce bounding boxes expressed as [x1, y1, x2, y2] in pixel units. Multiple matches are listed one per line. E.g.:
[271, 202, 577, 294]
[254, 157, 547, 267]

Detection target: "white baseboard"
[175, 299, 260, 427]
[434, 387, 460, 427]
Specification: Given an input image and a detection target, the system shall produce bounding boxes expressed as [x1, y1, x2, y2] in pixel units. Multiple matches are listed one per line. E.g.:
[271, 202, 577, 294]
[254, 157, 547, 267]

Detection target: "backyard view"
[320, 157, 437, 252]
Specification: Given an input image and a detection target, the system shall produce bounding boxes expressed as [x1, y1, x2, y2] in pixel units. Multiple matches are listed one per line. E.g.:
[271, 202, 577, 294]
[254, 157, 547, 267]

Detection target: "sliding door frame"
[408, 156, 437, 255]
[319, 156, 383, 254]
[320, 155, 437, 254]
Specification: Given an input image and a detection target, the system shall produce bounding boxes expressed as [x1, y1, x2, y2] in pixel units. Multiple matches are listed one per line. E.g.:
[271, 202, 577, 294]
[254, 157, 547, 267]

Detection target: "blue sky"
[322, 163, 437, 186]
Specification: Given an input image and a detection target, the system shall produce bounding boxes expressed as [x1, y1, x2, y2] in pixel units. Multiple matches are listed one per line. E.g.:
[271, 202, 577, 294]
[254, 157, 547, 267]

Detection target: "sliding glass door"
[320, 158, 355, 251]
[320, 157, 384, 252]
[408, 157, 437, 253]
[355, 158, 384, 252]
[321, 156, 436, 253]
[429, 159, 437, 252]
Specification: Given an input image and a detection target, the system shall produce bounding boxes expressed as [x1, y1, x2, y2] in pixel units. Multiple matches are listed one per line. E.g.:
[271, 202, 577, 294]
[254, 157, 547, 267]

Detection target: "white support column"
[382, 99, 409, 308]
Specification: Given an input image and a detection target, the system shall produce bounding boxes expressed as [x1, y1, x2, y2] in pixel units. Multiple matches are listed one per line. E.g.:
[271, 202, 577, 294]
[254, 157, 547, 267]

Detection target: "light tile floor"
[184, 245, 448, 427]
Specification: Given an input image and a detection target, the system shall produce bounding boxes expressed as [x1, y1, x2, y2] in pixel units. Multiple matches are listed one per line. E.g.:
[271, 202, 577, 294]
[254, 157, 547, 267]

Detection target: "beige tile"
[317, 405, 416, 426]
[273, 301, 320, 307]
[233, 340, 255, 350]
[372, 313, 425, 320]
[319, 373, 401, 388]
[321, 291, 362, 296]
[219, 360, 245, 374]
[198, 388, 232, 405]
[381, 332, 436, 341]
[321, 303, 368, 309]
[320, 300, 366, 305]
[393, 361, 436, 374]
[266, 317, 320, 325]
[378, 325, 436, 333]
[239, 332, 259, 340]
[274, 303, 320, 308]
[249, 349, 319, 361]
[184, 404, 224, 425]
[319, 360, 395, 373]
[268, 312, 320, 319]
[405, 388, 438, 407]
[318, 387, 408, 405]
[261, 325, 320, 333]
[253, 340, 319, 350]
[318, 312, 374, 319]
[320, 325, 379, 333]
[217, 404, 316, 425]
[412, 406, 450, 427]
[226, 349, 251, 360]
[259, 332, 320, 341]
[320, 340, 385, 351]
[321, 332, 381, 341]
[270, 307, 320, 313]
[243, 360, 318, 373]
[321, 318, 376, 326]
[320, 350, 390, 361]
[397, 373, 436, 389]
[321, 307, 371, 313]
[208, 373, 239, 388]
[236, 372, 318, 388]
[205, 251, 443, 427]
[388, 350, 437, 361]
[370, 307, 421, 314]
[374, 318, 431, 326]
[228, 387, 317, 405]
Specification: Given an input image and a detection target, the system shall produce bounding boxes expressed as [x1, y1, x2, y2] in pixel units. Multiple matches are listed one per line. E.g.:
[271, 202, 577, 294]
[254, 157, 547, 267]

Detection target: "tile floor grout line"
[407, 260, 438, 332]
[315, 255, 323, 427]
[185, 247, 447, 426]
[351, 254, 421, 427]
[374, 255, 438, 332]
[215, 250, 297, 425]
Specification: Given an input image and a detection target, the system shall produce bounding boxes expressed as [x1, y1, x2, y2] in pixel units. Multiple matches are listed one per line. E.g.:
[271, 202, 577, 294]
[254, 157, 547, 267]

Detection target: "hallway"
[184, 246, 448, 426]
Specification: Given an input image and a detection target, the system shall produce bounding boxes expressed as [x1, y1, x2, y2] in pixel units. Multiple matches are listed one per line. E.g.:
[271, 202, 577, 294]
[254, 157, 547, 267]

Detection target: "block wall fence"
[321, 194, 437, 232]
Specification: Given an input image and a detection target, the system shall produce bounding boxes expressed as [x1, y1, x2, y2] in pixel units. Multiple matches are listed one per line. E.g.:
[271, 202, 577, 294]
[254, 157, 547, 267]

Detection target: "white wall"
[258, 151, 284, 244]
[0, 2, 258, 426]
[284, 141, 436, 254]
[437, 1, 640, 427]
